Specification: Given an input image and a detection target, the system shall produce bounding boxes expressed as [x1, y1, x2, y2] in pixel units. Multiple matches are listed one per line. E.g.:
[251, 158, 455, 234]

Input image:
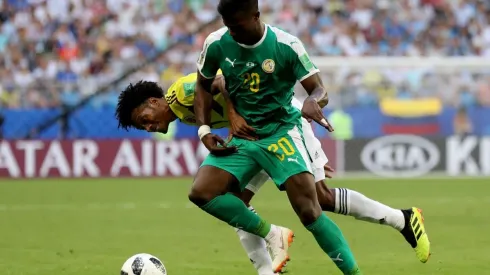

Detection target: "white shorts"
[245, 117, 329, 193]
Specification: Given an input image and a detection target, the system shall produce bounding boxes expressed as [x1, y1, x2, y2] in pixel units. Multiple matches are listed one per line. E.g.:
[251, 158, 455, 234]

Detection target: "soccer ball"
[121, 253, 167, 275]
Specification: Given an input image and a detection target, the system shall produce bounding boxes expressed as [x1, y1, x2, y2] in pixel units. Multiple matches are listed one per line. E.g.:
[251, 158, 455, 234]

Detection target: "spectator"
[477, 75, 490, 106]
[0, 112, 4, 138]
[0, 0, 489, 110]
[453, 107, 473, 135]
[454, 85, 478, 108]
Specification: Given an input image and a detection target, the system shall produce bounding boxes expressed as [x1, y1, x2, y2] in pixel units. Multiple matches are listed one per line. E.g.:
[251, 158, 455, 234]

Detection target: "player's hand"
[324, 164, 335, 179]
[228, 109, 258, 140]
[301, 97, 334, 132]
[201, 133, 237, 156]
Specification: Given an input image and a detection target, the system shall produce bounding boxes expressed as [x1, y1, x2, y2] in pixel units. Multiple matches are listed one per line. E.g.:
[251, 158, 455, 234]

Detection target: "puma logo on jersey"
[287, 156, 299, 164]
[225, 58, 236, 67]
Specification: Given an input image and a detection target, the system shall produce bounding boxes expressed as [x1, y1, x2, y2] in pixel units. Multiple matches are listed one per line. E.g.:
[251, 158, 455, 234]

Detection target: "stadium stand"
[0, 0, 489, 139]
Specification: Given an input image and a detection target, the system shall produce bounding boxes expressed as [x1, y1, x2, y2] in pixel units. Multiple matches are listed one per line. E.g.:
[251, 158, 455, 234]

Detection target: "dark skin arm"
[300, 73, 334, 132]
[213, 76, 257, 140]
[209, 75, 224, 95]
[195, 72, 214, 127]
[195, 72, 237, 156]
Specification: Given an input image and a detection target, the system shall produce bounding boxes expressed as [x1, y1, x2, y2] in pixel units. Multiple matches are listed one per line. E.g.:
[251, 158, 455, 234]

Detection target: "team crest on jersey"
[262, 59, 275, 73]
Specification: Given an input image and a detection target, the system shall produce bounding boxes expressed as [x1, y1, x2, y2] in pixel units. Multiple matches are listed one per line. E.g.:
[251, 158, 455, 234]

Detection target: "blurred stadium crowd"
[1, 0, 490, 110]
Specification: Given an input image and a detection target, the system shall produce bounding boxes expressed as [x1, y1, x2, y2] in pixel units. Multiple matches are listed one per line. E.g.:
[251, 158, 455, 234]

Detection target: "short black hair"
[115, 80, 164, 131]
[217, 0, 258, 16]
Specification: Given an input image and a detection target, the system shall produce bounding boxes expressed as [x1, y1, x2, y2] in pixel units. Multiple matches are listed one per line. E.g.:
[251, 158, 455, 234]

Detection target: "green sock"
[306, 213, 362, 275]
[201, 193, 271, 237]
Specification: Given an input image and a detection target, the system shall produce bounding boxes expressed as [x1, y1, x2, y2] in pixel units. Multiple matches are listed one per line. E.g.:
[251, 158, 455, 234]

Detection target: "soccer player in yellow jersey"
[115, 72, 431, 275]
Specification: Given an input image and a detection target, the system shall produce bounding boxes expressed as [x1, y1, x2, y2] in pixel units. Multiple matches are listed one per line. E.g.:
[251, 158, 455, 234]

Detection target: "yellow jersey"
[165, 72, 229, 129]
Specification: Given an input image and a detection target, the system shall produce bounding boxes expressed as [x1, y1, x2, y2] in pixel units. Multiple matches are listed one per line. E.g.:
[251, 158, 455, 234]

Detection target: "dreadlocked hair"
[115, 80, 164, 131]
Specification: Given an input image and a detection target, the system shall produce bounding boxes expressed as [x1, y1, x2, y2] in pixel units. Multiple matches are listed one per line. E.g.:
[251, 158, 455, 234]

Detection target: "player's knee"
[315, 181, 335, 212]
[285, 173, 322, 225]
[188, 185, 216, 207]
[188, 188, 205, 206]
[297, 202, 322, 226]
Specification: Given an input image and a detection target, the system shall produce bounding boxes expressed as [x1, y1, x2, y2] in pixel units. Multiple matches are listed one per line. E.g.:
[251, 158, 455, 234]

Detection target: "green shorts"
[201, 125, 313, 190]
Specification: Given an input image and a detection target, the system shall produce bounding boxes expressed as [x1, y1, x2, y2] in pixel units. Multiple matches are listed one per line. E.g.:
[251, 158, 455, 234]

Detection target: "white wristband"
[198, 125, 211, 140]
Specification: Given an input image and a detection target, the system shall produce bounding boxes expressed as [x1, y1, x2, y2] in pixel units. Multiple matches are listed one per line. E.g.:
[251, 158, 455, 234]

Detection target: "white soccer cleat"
[266, 226, 294, 273]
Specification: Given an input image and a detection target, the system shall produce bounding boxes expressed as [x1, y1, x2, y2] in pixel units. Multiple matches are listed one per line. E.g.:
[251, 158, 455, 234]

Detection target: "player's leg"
[230, 171, 277, 275]
[189, 139, 288, 275]
[309, 148, 406, 230]
[319, 181, 404, 228]
[236, 170, 269, 206]
[302, 118, 430, 262]
[255, 126, 361, 274]
[316, 181, 431, 263]
[188, 140, 272, 239]
[284, 174, 361, 274]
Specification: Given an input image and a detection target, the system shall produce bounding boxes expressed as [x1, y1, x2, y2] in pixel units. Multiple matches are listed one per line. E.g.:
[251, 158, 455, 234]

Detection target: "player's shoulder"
[268, 25, 300, 46]
[177, 73, 198, 105]
[268, 25, 306, 55]
[198, 27, 228, 67]
[167, 73, 197, 106]
[203, 27, 229, 46]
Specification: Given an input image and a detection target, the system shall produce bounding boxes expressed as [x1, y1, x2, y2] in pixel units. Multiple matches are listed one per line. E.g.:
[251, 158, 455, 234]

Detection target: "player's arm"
[289, 38, 334, 131]
[213, 76, 257, 140]
[300, 74, 333, 131]
[195, 34, 236, 155]
[301, 73, 328, 108]
[195, 73, 214, 128]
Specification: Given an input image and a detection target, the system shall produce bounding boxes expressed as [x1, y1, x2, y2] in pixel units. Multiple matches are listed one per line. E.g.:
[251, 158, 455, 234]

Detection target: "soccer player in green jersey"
[116, 72, 431, 274]
[116, 71, 431, 274]
[188, 0, 364, 274]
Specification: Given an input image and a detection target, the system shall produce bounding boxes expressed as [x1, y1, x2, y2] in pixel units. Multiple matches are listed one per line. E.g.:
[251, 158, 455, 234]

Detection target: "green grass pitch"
[1, 177, 489, 274]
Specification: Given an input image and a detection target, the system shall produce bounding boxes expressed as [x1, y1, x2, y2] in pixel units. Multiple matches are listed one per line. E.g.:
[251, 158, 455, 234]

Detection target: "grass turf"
[0, 177, 489, 274]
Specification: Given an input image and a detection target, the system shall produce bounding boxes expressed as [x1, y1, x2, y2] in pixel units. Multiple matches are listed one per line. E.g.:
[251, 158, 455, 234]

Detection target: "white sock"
[264, 224, 279, 242]
[235, 206, 274, 275]
[334, 188, 406, 231]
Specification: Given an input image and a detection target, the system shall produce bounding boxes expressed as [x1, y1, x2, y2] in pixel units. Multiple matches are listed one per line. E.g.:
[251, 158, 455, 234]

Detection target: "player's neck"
[169, 110, 177, 122]
[249, 22, 265, 45]
[238, 22, 266, 48]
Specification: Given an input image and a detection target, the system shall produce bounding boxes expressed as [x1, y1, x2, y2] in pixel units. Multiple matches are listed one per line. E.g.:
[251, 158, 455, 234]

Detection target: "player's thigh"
[254, 125, 313, 189]
[284, 172, 322, 225]
[244, 170, 270, 194]
[198, 138, 262, 191]
[233, 170, 270, 205]
[191, 165, 238, 205]
[301, 117, 329, 182]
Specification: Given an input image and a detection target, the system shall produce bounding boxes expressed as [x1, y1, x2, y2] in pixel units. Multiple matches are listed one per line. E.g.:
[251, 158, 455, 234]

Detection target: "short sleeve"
[197, 33, 221, 79]
[288, 39, 320, 82]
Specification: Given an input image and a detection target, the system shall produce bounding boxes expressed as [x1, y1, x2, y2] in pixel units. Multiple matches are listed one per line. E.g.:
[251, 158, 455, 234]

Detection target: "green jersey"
[197, 24, 319, 137]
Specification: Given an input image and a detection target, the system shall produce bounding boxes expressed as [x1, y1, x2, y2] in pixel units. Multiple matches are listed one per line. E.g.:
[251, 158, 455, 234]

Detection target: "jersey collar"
[237, 23, 268, 49]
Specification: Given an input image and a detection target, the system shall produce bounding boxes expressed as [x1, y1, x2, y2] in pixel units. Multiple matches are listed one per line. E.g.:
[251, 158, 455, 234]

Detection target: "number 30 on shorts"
[267, 137, 296, 161]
